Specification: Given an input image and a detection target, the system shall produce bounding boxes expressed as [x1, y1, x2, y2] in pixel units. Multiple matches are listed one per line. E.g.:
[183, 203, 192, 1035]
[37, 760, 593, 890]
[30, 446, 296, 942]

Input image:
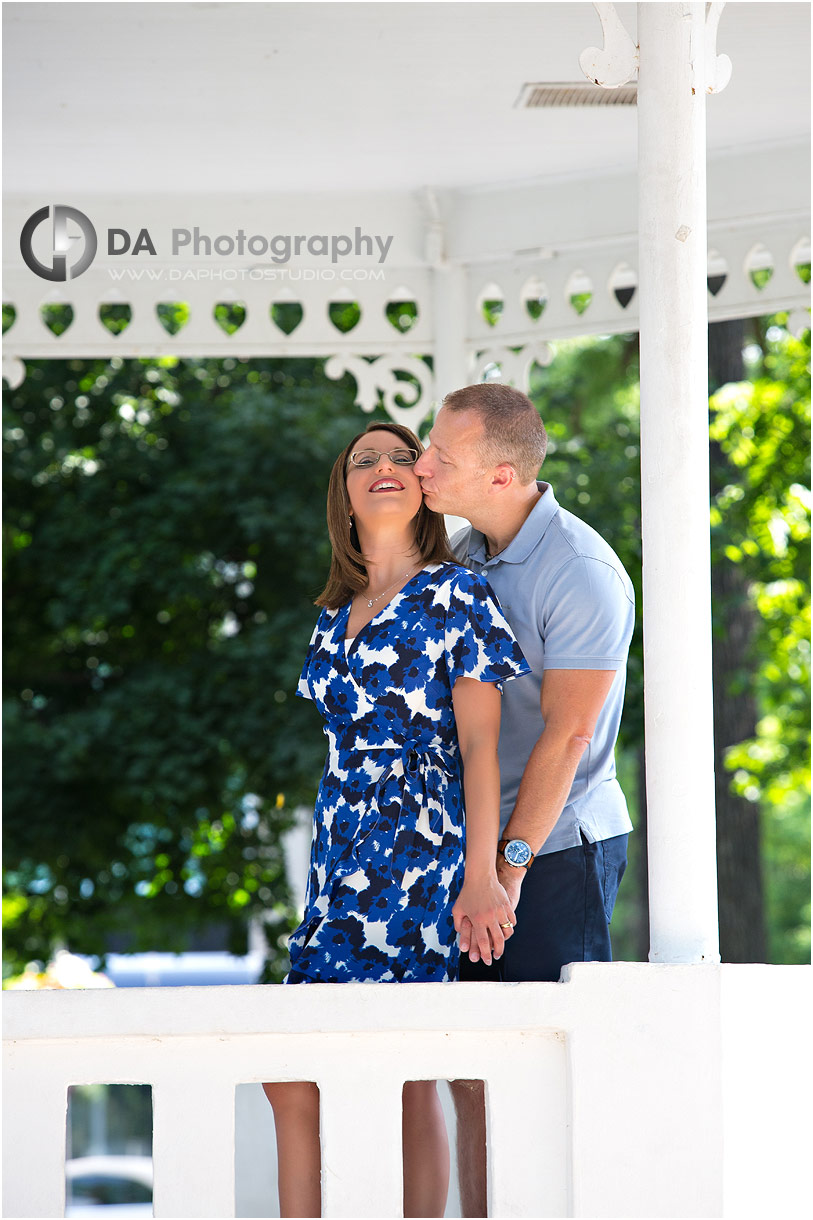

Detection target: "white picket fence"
[3, 962, 810, 1218]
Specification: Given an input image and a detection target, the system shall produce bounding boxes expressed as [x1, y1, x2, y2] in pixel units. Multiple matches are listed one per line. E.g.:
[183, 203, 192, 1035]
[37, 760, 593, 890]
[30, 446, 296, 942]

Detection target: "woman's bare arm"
[451, 676, 515, 965]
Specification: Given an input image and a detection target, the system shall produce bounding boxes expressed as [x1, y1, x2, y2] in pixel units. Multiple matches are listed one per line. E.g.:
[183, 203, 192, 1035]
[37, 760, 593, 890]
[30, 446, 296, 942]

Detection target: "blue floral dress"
[287, 562, 529, 984]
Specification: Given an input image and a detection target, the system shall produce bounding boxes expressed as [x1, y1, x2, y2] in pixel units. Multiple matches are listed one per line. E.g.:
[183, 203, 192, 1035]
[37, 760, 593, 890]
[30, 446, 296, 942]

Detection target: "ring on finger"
[500, 921, 513, 930]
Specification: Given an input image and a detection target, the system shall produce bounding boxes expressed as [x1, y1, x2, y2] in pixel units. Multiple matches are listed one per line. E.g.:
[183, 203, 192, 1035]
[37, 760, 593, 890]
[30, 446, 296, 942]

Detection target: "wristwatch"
[498, 838, 535, 870]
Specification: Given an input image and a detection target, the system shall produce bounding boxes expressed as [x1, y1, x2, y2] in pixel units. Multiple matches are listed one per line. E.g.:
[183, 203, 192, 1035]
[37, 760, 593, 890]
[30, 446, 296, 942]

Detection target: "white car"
[65, 1156, 153, 1217]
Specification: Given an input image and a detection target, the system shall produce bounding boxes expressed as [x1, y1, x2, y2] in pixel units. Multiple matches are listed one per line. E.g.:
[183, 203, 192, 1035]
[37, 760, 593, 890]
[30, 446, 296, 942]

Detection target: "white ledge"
[3, 960, 732, 1040]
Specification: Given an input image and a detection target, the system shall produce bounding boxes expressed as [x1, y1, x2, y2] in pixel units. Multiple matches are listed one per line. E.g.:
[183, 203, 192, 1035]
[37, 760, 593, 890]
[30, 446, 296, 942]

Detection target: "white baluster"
[2, 1060, 68, 1218]
[487, 1034, 569, 1217]
[319, 1068, 404, 1217]
[152, 1076, 236, 1218]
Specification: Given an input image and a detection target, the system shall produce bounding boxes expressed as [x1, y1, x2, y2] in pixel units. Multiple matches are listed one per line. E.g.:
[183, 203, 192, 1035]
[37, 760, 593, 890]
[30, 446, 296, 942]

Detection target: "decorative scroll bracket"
[705, 3, 732, 95]
[579, 3, 638, 89]
[324, 353, 435, 431]
[472, 342, 554, 392]
[581, 3, 731, 95]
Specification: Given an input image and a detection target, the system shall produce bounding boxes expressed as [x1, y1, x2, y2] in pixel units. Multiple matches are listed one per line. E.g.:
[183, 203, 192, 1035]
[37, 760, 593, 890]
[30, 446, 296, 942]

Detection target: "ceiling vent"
[516, 81, 637, 108]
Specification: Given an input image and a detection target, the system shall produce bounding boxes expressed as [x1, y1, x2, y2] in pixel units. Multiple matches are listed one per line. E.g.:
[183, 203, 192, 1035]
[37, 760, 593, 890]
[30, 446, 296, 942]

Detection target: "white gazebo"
[2, 3, 811, 1217]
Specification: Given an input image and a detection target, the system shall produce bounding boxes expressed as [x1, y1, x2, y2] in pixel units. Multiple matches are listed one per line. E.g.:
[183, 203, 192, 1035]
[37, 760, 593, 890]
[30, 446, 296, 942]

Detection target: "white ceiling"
[2, 0, 810, 197]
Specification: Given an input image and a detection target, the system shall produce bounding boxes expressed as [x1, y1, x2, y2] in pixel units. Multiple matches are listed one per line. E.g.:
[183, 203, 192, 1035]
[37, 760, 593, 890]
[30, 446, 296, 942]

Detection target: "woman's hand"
[450, 677, 514, 965]
[453, 872, 516, 966]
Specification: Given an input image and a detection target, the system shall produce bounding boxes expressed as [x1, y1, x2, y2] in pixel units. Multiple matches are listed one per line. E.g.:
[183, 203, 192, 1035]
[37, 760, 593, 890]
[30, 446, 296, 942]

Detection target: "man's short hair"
[442, 383, 548, 485]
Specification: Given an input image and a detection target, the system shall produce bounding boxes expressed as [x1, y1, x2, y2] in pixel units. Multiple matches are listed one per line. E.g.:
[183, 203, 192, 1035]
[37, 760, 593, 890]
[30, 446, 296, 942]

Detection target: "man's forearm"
[502, 725, 589, 853]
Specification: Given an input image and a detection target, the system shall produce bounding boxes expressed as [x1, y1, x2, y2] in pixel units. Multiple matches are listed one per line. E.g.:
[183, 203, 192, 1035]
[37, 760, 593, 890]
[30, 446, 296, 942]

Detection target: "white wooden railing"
[3, 962, 810, 1218]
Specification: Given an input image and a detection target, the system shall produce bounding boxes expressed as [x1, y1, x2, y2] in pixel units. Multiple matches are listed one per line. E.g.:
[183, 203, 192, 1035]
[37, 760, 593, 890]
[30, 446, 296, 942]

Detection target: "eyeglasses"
[348, 447, 418, 468]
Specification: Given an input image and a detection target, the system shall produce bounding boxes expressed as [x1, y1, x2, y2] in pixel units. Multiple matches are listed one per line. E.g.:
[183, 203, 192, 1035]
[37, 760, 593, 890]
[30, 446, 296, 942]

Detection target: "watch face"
[505, 839, 532, 867]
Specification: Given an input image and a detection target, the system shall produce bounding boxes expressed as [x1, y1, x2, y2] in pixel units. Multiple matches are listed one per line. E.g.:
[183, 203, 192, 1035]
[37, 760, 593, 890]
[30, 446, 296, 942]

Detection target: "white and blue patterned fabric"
[288, 562, 529, 983]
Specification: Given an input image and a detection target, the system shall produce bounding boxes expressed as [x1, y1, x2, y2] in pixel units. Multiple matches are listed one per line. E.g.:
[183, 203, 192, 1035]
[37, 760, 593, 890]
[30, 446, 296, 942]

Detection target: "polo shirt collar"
[467, 482, 559, 565]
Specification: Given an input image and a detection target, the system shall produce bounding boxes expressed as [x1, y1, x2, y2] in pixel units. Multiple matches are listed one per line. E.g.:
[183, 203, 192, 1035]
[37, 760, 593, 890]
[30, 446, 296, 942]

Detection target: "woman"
[263, 421, 528, 1218]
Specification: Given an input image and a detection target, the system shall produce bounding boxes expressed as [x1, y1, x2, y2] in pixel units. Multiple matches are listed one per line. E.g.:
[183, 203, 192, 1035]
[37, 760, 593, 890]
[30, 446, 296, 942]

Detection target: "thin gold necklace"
[365, 567, 415, 608]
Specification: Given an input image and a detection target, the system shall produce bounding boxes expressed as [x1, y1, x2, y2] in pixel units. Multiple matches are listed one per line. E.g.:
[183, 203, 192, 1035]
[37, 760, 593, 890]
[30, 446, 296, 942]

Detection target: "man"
[413, 383, 635, 1215]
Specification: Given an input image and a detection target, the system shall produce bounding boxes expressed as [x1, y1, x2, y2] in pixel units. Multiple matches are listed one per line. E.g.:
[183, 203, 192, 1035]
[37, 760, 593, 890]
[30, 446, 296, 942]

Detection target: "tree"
[708, 317, 767, 962]
[709, 316, 811, 963]
[3, 352, 370, 979]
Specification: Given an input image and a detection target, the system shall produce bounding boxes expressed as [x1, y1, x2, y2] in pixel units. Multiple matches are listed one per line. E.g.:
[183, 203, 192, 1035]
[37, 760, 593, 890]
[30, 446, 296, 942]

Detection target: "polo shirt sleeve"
[541, 556, 634, 671]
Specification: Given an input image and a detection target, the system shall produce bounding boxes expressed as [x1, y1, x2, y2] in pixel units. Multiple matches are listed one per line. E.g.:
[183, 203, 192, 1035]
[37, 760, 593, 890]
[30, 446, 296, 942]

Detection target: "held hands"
[452, 871, 517, 966]
[496, 857, 525, 914]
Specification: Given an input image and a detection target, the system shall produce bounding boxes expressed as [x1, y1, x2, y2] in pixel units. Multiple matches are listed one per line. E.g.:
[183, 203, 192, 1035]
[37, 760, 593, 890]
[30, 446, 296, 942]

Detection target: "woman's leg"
[262, 1081, 321, 1218]
[402, 1080, 450, 1218]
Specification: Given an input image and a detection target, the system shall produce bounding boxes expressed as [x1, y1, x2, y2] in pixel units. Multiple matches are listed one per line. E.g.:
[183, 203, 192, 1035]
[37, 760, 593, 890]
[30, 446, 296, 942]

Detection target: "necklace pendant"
[367, 598, 374, 608]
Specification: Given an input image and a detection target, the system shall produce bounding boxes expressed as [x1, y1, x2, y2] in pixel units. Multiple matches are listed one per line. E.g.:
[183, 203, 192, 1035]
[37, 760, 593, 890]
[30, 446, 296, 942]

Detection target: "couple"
[263, 383, 635, 1217]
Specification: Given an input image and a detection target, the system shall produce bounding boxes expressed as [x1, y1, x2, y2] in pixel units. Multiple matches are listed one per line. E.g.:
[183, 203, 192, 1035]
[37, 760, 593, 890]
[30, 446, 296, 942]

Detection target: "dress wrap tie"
[323, 728, 461, 887]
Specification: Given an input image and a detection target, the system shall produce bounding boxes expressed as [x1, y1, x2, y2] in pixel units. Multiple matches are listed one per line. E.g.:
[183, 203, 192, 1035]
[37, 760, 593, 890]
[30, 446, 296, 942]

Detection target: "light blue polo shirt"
[452, 482, 635, 855]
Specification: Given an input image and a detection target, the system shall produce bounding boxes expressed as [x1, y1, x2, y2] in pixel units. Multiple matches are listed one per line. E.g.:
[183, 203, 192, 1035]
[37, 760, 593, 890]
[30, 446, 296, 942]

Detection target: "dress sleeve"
[444, 568, 531, 690]
[296, 612, 325, 702]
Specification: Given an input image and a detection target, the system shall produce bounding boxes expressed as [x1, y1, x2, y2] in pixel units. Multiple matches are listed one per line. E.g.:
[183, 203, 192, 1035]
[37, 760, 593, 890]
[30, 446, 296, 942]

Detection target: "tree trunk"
[708, 319, 768, 962]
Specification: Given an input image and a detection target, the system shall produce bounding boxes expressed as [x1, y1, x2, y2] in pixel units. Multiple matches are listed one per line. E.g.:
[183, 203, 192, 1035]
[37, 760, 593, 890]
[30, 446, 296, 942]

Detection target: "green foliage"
[270, 302, 304, 336]
[98, 304, 132, 336]
[156, 302, 190, 336]
[40, 303, 74, 336]
[385, 300, 418, 334]
[481, 298, 503, 328]
[327, 301, 361, 333]
[710, 318, 811, 962]
[213, 303, 246, 334]
[3, 354, 372, 979]
[749, 267, 774, 291]
[568, 291, 593, 316]
[524, 295, 547, 321]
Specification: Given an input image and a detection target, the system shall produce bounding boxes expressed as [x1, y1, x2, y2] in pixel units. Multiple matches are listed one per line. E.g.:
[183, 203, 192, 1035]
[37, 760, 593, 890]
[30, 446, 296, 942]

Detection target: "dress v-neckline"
[342, 564, 435, 655]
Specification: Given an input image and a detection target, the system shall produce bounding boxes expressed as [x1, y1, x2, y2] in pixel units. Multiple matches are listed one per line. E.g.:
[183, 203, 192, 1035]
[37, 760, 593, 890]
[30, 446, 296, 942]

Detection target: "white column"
[431, 262, 469, 398]
[637, 2, 721, 964]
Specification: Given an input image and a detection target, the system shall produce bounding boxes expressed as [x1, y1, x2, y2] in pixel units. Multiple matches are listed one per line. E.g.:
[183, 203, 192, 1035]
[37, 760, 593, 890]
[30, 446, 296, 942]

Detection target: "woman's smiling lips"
[369, 478, 405, 492]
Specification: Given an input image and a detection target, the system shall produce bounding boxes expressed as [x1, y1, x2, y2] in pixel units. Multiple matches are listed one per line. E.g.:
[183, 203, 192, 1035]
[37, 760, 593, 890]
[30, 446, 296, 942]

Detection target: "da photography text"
[20, 205, 395, 282]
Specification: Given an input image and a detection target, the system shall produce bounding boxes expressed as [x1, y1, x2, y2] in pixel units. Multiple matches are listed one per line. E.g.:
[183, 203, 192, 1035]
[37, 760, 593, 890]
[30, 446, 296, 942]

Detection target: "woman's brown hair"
[315, 421, 458, 608]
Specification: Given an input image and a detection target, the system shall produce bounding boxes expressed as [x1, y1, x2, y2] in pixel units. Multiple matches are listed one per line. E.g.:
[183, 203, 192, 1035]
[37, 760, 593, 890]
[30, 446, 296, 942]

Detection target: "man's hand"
[496, 858, 525, 913]
[453, 873, 516, 966]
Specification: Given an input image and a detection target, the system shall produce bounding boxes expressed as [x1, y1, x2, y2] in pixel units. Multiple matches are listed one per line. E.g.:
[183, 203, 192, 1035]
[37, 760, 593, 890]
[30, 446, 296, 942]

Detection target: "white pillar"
[637, 2, 721, 964]
[431, 262, 469, 398]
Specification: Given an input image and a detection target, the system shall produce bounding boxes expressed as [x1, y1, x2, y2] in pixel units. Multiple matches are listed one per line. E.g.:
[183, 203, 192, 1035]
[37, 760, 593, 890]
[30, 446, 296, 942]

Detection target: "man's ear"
[491, 464, 516, 490]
